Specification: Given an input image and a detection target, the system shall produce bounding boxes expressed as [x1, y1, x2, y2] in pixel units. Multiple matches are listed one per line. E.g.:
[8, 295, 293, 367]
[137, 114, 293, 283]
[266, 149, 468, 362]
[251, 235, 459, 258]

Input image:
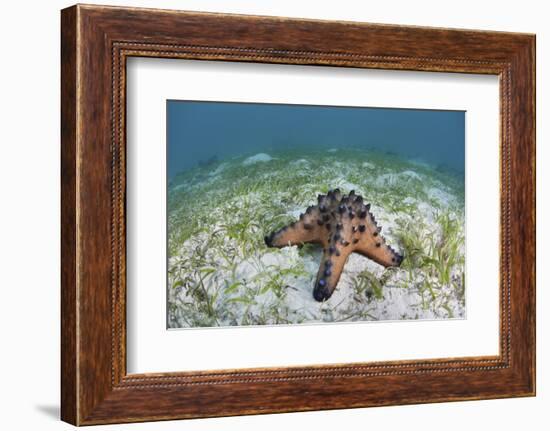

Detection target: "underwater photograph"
[167, 101, 465, 329]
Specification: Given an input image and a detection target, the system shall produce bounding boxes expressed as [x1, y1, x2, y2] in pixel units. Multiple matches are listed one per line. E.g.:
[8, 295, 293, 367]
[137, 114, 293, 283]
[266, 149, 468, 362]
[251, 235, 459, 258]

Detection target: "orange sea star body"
[264, 189, 403, 301]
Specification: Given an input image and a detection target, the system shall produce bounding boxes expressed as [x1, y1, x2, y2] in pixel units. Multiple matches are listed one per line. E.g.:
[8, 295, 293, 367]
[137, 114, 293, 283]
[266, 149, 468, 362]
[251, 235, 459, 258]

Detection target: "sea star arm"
[354, 240, 402, 267]
[353, 220, 403, 267]
[312, 247, 352, 301]
[264, 207, 327, 248]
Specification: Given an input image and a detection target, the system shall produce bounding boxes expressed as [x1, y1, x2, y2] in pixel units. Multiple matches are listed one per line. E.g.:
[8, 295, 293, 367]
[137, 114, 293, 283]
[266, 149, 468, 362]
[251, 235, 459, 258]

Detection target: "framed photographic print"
[61, 4, 536, 426]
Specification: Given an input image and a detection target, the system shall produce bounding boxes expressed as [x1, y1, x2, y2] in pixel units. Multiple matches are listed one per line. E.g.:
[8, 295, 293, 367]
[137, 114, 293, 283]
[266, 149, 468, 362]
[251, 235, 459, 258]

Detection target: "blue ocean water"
[167, 100, 465, 179]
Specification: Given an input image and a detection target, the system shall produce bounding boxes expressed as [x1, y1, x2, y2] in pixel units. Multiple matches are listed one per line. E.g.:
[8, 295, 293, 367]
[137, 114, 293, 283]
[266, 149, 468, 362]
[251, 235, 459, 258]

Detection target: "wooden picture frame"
[61, 4, 535, 426]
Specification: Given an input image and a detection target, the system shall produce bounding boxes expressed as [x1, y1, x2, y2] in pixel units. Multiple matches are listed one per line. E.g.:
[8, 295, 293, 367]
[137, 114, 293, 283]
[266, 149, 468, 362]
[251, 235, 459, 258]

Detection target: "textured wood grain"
[60, 6, 78, 425]
[60, 4, 535, 426]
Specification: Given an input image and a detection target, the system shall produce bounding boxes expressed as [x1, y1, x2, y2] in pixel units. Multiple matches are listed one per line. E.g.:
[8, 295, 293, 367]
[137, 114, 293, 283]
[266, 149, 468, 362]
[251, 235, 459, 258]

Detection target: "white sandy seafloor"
[167, 148, 465, 328]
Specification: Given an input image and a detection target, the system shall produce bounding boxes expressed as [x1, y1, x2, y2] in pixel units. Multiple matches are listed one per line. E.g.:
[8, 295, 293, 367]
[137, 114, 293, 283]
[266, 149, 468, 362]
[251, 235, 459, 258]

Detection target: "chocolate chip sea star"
[264, 189, 403, 301]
